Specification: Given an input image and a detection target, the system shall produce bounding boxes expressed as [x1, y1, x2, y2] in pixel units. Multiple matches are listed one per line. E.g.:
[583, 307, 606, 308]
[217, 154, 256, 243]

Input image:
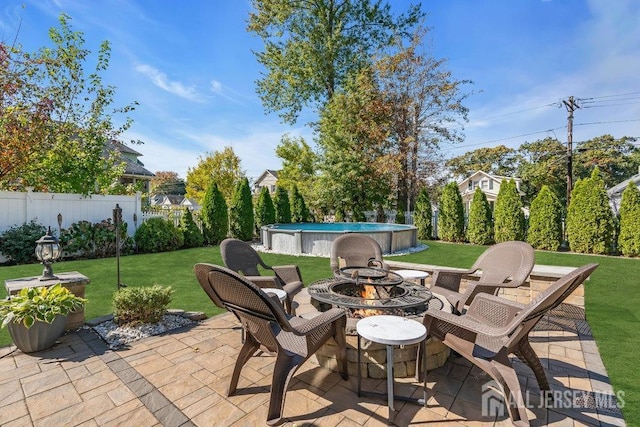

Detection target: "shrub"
[60, 220, 95, 258]
[200, 182, 228, 245]
[395, 209, 406, 224]
[467, 188, 494, 245]
[527, 185, 563, 251]
[494, 179, 526, 242]
[229, 178, 255, 241]
[60, 218, 133, 259]
[566, 168, 614, 254]
[274, 187, 291, 223]
[291, 185, 310, 223]
[437, 182, 465, 242]
[179, 209, 204, 248]
[254, 187, 276, 231]
[112, 285, 173, 326]
[0, 220, 47, 265]
[134, 217, 184, 253]
[414, 188, 433, 240]
[616, 182, 640, 256]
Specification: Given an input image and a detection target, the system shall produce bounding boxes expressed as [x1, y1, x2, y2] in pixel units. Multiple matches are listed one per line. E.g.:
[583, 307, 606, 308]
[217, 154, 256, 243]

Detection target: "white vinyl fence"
[0, 189, 143, 237]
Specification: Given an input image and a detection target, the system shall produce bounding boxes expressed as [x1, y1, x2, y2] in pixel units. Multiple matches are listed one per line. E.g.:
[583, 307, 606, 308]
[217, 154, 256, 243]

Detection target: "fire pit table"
[308, 267, 451, 378]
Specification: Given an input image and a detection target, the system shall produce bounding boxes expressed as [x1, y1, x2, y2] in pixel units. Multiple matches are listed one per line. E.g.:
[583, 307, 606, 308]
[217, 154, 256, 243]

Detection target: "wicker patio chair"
[220, 238, 303, 314]
[421, 263, 598, 426]
[194, 263, 348, 426]
[430, 241, 535, 313]
[329, 233, 389, 272]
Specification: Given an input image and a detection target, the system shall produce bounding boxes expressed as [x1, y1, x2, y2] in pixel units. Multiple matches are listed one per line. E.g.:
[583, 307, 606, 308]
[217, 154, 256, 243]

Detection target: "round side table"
[262, 287, 287, 303]
[356, 315, 427, 425]
[394, 269, 429, 287]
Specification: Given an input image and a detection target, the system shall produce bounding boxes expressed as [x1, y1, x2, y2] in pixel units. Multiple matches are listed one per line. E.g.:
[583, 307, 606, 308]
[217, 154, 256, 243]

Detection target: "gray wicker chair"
[220, 238, 303, 314]
[421, 263, 598, 426]
[430, 241, 535, 313]
[194, 263, 348, 426]
[329, 233, 389, 272]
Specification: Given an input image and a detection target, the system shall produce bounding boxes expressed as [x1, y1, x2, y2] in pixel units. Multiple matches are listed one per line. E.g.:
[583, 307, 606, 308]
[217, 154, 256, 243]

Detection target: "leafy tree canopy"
[151, 171, 186, 196]
[185, 147, 245, 204]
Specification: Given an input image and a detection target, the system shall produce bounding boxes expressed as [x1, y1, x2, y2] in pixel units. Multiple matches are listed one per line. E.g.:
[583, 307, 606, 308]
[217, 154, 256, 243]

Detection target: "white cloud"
[135, 64, 203, 102]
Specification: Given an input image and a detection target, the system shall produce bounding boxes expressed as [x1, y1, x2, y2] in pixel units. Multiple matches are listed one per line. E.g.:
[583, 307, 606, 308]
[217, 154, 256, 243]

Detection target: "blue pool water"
[268, 222, 411, 232]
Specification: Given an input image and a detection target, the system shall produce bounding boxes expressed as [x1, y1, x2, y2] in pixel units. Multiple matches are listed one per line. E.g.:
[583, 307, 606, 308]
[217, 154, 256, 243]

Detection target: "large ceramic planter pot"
[7, 315, 67, 353]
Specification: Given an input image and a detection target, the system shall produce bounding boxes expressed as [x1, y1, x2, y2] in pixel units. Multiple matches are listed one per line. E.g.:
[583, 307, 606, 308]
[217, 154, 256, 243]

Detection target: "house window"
[468, 181, 472, 189]
[481, 180, 488, 189]
[489, 180, 493, 190]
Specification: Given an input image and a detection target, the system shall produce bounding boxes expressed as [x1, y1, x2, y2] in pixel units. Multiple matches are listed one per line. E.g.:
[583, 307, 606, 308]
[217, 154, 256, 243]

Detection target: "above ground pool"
[260, 222, 418, 256]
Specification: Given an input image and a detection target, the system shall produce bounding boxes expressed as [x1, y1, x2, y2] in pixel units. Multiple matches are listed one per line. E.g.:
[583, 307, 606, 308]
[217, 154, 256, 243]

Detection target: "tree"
[316, 68, 396, 217]
[516, 138, 566, 206]
[229, 178, 254, 241]
[466, 188, 493, 245]
[274, 186, 291, 224]
[493, 179, 525, 242]
[573, 135, 640, 189]
[527, 185, 562, 251]
[566, 168, 614, 254]
[290, 185, 309, 223]
[255, 187, 276, 232]
[275, 134, 317, 195]
[437, 182, 465, 242]
[200, 182, 228, 245]
[446, 145, 519, 181]
[185, 147, 245, 204]
[179, 208, 204, 248]
[376, 29, 471, 212]
[151, 171, 186, 195]
[247, 0, 424, 124]
[618, 182, 640, 257]
[413, 188, 432, 240]
[1, 14, 137, 194]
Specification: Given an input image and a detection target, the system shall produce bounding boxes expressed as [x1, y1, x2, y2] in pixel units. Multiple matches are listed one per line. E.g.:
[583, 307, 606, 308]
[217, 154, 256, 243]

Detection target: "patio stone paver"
[0, 306, 627, 426]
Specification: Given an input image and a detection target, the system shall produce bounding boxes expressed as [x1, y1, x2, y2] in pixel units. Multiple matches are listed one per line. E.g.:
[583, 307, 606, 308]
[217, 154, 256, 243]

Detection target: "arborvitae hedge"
[437, 182, 465, 242]
[179, 208, 204, 248]
[617, 182, 640, 256]
[527, 185, 562, 251]
[467, 187, 494, 245]
[229, 178, 255, 241]
[254, 187, 276, 231]
[414, 188, 433, 240]
[200, 182, 228, 245]
[274, 187, 291, 223]
[566, 168, 614, 254]
[494, 179, 526, 242]
[291, 185, 310, 223]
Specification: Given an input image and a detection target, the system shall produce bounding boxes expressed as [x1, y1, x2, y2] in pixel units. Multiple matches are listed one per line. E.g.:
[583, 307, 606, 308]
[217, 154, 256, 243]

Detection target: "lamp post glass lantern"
[35, 227, 62, 281]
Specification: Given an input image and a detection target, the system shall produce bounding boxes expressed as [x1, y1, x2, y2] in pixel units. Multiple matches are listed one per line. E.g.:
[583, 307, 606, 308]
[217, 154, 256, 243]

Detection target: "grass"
[0, 241, 638, 424]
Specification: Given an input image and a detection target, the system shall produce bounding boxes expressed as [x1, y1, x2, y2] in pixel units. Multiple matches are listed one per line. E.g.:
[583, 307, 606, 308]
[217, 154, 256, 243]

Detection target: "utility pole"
[563, 96, 579, 209]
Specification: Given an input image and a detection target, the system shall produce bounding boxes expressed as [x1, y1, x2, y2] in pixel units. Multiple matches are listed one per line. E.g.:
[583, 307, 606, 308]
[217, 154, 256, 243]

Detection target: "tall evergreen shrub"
[291, 185, 310, 223]
[229, 178, 255, 241]
[494, 179, 525, 242]
[437, 182, 465, 242]
[200, 182, 228, 245]
[179, 208, 204, 248]
[274, 187, 291, 223]
[566, 168, 614, 254]
[527, 185, 562, 251]
[617, 182, 640, 256]
[413, 188, 433, 240]
[255, 187, 276, 231]
[467, 188, 494, 245]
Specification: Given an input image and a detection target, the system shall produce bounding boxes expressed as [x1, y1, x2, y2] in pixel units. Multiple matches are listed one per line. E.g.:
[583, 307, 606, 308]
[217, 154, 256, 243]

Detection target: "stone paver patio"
[0, 293, 627, 426]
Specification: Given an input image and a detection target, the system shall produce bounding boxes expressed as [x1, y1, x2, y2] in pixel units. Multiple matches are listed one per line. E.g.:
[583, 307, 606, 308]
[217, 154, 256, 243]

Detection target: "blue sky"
[2, 0, 639, 181]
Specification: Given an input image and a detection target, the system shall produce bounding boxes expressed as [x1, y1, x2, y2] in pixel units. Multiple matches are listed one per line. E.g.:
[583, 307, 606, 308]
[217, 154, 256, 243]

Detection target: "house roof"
[608, 172, 640, 197]
[106, 141, 155, 179]
[255, 169, 279, 184]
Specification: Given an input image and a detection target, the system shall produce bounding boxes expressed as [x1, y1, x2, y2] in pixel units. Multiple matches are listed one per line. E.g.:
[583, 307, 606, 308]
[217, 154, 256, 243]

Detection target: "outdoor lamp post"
[35, 227, 62, 281]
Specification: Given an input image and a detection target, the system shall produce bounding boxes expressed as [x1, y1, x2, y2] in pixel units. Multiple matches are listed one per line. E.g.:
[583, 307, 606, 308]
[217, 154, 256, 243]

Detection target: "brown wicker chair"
[194, 263, 348, 426]
[329, 233, 389, 272]
[430, 241, 535, 313]
[220, 238, 303, 314]
[421, 263, 598, 426]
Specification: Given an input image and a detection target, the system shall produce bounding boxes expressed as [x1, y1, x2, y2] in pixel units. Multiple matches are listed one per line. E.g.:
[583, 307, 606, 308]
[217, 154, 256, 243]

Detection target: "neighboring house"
[607, 167, 640, 215]
[457, 170, 524, 213]
[253, 169, 279, 194]
[109, 141, 155, 192]
[149, 194, 200, 211]
[180, 197, 201, 211]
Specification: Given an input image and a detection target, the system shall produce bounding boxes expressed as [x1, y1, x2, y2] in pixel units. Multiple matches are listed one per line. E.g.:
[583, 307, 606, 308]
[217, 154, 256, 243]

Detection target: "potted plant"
[0, 284, 86, 353]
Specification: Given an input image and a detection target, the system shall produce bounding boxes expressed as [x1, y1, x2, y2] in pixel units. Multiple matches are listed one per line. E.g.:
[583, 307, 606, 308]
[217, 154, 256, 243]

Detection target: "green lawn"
[1, 241, 637, 424]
